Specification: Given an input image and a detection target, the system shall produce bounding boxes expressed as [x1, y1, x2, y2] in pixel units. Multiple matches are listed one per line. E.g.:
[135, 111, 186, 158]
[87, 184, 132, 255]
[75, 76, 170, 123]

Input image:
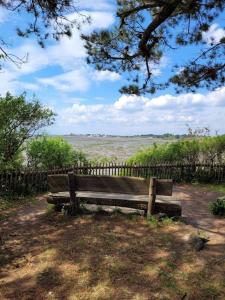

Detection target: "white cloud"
[114, 95, 147, 111]
[113, 88, 225, 112]
[0, 68, 40, 95]
[38, 69, 90, 92]
[11, 11, 114, 73]
[150, 56, 169, 77]
[75, 0, 114, 11]
[203, 24, 225, 45]
[0, 7, 8, 24]
[55, 87, 225, 134]
[14, 81, 39, 91]
[47, 11, 114, 71]
[2, 10, 117, 93]
[11, 43, 49, 75]
[38, 65, 120, 93]
[0, 70, 17, 95]
[93, 70, 121, 81]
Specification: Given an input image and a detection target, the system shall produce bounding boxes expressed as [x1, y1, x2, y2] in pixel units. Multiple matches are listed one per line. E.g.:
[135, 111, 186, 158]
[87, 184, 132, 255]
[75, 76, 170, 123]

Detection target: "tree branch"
[139, 0, 181, 55]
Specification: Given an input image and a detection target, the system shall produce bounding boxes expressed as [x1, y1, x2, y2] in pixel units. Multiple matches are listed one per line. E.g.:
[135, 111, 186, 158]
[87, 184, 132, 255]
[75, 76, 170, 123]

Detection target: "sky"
[0, 0, 225, 136]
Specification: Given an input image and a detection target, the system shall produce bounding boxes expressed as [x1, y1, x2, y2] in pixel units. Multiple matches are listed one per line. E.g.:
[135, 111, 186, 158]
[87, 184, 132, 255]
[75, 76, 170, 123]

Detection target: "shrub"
[127, 140, 201, 165]
[27, 136, 87, 169]
[209, 197, 225, 216]
[200, 135, 225, 164]
[0, 92, 55, 170]
[0, 150, 24, 171]
[127, 135, 225, 165]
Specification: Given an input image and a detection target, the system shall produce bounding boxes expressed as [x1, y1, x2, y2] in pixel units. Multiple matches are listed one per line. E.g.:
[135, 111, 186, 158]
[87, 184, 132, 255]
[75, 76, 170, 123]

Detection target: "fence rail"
[0, 163, 225, 196]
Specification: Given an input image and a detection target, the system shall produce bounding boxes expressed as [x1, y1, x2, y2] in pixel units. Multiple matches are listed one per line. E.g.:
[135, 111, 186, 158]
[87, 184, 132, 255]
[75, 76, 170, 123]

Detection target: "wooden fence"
[0, 163, 225, 196]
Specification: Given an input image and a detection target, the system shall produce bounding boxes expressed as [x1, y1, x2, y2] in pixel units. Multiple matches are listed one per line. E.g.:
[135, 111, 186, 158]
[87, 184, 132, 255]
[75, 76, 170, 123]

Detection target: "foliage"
[200, 135, 225, 164]
[127, 135, 225, 182]
[90, 155, 119, 165]
[209, 197, 225, 216]
[127, 135, 225, 165]
[147, 214, 178, 228]
[0, 151, 24, 171]
[82, 0, 225, 95]
[27, 136, 87, 169]
[0, 1, 88, 68]
[0, 92, 55, 170]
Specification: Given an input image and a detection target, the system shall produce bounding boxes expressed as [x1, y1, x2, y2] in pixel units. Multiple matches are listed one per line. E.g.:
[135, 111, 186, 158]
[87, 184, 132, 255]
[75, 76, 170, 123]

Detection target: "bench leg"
[147, 177, 156, 218]
[68, 172, 79, 215]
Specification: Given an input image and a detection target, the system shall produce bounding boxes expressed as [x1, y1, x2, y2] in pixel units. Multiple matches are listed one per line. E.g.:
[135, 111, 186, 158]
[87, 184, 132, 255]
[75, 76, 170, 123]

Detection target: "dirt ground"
[0, 184, 225, 300]
[173, 184, 225, 246]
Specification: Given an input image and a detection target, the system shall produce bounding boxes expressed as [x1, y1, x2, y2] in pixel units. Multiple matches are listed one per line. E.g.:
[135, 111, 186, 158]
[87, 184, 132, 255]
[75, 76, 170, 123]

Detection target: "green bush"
[0, 150, 24, 171]
[200, 135, 225, 164]
[127, 140, 200, 165]
[0, 92, 55, 171]
[209, 197, 225, 216]
[127, 135, 225, 165]
[27, 136, 87, 169]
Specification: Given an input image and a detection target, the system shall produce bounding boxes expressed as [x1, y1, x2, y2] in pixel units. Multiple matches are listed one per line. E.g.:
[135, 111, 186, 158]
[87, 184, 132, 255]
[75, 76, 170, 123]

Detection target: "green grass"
[147, 215, 179, 228]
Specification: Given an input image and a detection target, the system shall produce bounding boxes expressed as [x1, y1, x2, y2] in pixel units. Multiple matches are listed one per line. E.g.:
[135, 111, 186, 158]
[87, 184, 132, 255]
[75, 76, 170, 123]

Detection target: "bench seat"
[47, 191, 181, 217]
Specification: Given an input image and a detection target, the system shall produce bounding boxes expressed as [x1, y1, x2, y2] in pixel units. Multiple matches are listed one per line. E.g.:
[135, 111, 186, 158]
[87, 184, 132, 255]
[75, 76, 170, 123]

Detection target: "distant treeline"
[127, 135, 225, 165]
[67, 133, 191, 139]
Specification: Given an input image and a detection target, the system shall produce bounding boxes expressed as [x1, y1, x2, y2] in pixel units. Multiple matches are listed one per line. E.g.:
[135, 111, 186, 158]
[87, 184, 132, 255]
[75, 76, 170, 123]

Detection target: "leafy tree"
[0, 92, 55, 169]
[127, 135, 225, 165]
[82, 0, 225, 95]
[200, 135, 225, 163]
[0, 0, 88, 67]
[178, 140, 200, 163]
[27, 136, 87, 169]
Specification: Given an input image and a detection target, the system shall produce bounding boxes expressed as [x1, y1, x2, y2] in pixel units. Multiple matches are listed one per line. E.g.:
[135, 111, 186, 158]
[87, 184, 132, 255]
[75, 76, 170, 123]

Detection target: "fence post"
[68, 172, 79, 215]
[147, 177, 156, 217]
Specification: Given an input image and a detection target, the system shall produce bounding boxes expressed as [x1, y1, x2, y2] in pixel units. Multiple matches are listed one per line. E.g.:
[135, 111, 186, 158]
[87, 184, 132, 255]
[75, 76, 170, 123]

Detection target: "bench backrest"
[48, 174, 173, 196]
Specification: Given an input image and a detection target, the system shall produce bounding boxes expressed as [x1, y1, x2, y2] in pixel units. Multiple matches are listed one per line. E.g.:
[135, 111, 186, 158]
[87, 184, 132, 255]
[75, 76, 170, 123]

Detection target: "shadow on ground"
[0, 190, 225, 300]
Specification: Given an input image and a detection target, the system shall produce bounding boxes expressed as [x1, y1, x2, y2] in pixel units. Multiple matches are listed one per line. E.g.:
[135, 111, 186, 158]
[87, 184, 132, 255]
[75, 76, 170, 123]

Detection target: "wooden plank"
[48, 174, 173, 196]
[156, 179, 173, 196]
[147, 177, 156, 216]
[82, 197, 148, 210]
[74, 175, 149, 195]
[47, 193, 181, 217]
[154, 200, 181, 217]
[68, 172, 79, 214]
[47, 193, 148, 210]
[48, 174, 68, 192]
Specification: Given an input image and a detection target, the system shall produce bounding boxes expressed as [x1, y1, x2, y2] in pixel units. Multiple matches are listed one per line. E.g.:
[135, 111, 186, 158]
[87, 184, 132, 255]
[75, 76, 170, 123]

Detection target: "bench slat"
[48, 174, 68, 193]
[48, 174, 173, 196]
[75, 175, 149, 195]
[47, 193, 181, 217]
[156, 179, 173, 196]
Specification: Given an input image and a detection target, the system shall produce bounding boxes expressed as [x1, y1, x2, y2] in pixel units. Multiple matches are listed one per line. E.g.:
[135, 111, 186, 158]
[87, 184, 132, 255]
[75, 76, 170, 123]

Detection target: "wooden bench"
[47, 173, 181, 217]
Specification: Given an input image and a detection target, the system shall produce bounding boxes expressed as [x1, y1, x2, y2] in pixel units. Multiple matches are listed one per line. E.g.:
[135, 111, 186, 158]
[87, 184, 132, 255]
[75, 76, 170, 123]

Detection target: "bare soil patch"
[0, 185, 225, 300]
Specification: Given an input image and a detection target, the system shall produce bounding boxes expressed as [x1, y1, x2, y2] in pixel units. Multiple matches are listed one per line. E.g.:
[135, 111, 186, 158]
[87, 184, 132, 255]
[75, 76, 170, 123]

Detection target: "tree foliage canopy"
[0, 92, 55, 168]
[127, 135, 225, 164]
[0, 0, 87, 67]
[27, 136, 87, 169]
[82, 0, 225, 94]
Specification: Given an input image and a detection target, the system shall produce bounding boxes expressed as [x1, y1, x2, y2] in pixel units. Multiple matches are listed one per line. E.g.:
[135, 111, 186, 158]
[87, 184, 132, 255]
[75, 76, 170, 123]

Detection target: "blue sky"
[0, 0, 225, 135]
